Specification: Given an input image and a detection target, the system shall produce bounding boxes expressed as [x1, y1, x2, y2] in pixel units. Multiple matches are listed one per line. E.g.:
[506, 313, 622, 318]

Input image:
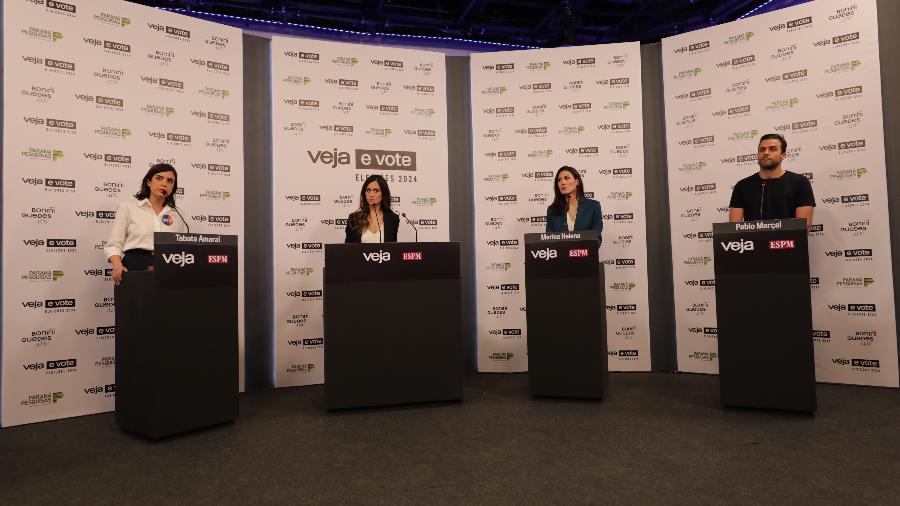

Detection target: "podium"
[324, 242, 463, 410]
[115, 232, 239, 437]
[524, 232, 607, 399]
[713, 219, 816, 412]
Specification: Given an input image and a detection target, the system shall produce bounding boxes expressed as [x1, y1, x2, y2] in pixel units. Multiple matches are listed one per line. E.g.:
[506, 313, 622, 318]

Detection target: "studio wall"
[1, 0, 245, 426]
[662, 0, 897, 385]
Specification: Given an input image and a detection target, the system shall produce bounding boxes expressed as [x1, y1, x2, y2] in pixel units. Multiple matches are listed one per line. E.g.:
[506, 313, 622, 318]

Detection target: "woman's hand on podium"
[110, 256, 128, 286]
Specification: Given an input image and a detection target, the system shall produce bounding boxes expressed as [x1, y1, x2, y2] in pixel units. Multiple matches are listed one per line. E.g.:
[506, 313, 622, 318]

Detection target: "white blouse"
[104, 199, 188, 258]
[360, 224, 384, 243]
[566, 212, 576, 232]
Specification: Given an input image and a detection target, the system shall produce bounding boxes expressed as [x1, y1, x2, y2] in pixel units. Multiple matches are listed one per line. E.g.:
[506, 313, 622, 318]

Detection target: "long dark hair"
[549, 166, 585, 216]
[350, 174, 392, 233]
[134, 163, 178, 208]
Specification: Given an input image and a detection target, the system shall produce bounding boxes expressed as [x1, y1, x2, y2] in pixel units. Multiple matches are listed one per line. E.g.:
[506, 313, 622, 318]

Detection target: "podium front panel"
[524, 234, 607, 399]
[115, 234, 239, 438]
[324, 242, 462, 410]
[713, 219, 816, 412]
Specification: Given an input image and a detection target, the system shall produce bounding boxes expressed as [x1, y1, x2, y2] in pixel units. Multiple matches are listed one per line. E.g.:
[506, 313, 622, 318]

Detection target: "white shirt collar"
[137, 198, 172, 214]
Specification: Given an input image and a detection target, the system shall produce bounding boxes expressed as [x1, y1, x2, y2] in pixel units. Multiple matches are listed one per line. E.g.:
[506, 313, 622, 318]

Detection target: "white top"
[566, 212, 576, 232]
[360, 224, 383, 243]
[104, 199, 188, 258]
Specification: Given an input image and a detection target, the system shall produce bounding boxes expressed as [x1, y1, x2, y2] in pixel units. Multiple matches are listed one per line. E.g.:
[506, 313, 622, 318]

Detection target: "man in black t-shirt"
[728, 133, 815, 229]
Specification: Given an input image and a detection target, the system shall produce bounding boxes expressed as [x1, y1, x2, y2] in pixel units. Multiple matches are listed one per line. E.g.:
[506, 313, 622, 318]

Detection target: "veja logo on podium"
[363, 251, 391, 263]
[162, 252, 195, 267]
[531, 248, 557, 260]
[720, 240, 754, 253]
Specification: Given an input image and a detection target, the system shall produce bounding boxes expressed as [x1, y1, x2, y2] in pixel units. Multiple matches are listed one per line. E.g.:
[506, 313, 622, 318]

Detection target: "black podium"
[324, 242, 463, 410]
[713, 219, 816, 412]
[524, 232, 607, 399]
[115, 232, 239, 437]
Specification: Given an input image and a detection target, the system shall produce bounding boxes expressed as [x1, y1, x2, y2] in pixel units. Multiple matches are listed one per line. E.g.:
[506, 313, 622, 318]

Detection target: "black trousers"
[122, 249, 154, 271]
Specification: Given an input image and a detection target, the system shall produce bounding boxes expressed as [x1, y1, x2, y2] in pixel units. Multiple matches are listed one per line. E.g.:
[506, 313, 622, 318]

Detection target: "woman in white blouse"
[344, 174, 400, 243]
[104, 163, 189, 284]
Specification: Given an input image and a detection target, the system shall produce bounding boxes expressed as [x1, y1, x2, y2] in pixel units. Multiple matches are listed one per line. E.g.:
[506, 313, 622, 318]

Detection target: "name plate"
[154, 232, 237, 246]
[525, 230, 599, 243]
[713, 218, 806, 234]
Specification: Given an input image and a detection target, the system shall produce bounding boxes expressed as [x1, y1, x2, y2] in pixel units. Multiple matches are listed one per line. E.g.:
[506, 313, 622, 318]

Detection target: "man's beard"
[758, 159, 779, 171]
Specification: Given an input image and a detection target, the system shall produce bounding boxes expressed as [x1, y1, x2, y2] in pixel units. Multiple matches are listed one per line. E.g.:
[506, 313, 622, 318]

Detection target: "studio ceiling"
[132, 0, 809, 47]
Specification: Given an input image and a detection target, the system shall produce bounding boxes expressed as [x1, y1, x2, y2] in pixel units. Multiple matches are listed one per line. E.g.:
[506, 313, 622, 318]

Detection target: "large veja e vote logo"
[306, 149, 417, 171]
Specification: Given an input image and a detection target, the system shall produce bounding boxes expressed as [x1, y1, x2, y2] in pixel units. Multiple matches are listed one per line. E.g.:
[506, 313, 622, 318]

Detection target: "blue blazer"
[545, 198, 603, 245]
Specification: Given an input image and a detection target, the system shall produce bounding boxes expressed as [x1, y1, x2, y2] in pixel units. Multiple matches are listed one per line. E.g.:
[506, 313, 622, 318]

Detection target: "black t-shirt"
[728, 170, 815, 220]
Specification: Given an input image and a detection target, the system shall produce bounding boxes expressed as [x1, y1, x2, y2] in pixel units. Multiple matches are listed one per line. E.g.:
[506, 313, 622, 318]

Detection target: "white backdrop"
[271, 37, 449, 387]
[470, 44, 651, 372]
[662, 0, 897, 386]
[2, 0, 245, 426]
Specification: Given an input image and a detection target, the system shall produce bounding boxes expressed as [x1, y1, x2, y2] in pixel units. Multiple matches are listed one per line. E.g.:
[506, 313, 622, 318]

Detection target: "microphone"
[172, 207, 191, 234]
[401, 212, 418, 243]
[759, 182, 767, 218]
[372, 203, 382, 243]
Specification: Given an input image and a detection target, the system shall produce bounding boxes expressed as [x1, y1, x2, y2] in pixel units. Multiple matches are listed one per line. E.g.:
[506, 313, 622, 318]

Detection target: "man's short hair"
[759, 133, 787, 153]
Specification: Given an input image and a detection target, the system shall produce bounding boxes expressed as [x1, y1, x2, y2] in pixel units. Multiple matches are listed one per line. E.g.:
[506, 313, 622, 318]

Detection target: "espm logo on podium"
[770, 240, 796, 249]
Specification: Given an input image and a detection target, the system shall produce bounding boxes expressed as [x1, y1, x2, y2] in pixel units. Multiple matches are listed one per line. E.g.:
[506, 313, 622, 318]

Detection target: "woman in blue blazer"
[545, 166, 603, 245]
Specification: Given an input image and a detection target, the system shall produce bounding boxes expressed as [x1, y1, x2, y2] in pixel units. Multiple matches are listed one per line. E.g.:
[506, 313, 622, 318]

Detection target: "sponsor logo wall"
[662, 0, 897, 386]
[271, 37, 449, 387]
[2, 0, 245, 426]
[470, 44, 651, 372]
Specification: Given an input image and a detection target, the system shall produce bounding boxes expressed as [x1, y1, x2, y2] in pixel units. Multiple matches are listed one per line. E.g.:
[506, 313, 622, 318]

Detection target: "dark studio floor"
[1, 372, 899, 504]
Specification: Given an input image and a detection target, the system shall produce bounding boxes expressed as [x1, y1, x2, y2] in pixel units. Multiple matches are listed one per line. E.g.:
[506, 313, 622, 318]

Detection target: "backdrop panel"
[470, 44, 651, 372]
[271, 37, 449, 387]
[2, 0, 245, 426]
[662, 0, 897, 386]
